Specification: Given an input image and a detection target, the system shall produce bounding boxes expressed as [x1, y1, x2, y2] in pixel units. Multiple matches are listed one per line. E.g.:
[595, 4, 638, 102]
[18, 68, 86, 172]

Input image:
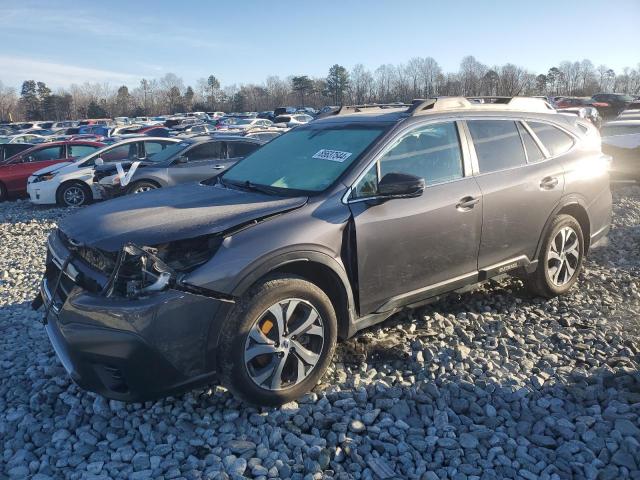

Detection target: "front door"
[168, 141, 227, 184]
[4, 145, 65, 194]
[348, 121, 483, 314]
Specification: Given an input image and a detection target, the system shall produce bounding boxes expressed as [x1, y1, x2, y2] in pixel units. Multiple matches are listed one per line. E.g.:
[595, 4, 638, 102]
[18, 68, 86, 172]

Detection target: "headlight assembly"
[32, 172, 57, 183]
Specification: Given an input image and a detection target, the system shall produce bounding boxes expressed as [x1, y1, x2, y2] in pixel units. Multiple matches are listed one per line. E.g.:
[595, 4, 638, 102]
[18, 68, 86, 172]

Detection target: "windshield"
[222, 124, 387, 193]
[144, 141, 191, 163]
[235, 119, 255, 125]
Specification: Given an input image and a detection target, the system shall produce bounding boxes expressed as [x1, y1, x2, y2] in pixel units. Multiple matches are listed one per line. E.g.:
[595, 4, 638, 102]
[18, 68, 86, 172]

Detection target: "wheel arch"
[128, 178, 163, 191]
[232, 251, 358, 340]
[56, 179, 93, 204]
[535, 195, 592, 259]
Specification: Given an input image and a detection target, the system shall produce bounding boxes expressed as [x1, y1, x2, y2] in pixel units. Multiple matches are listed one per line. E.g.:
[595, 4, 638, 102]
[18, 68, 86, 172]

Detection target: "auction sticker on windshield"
[312, 149, 353, 162]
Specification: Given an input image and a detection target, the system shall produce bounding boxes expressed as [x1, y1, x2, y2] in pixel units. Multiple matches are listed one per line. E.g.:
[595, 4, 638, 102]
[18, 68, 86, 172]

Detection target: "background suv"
[38, 97, 611, 406]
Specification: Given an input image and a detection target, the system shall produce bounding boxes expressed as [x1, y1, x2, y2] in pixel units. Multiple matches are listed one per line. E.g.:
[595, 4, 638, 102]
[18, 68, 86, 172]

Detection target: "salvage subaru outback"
[36, 97, 612, 406]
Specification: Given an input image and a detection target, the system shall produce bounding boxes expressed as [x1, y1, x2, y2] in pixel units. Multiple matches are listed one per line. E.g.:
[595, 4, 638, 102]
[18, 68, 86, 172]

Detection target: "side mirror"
[176, 156, 188, 164]
[26, 155, 34, 163]
[378, 172, 425, 198]
[95, 158, 104, 166]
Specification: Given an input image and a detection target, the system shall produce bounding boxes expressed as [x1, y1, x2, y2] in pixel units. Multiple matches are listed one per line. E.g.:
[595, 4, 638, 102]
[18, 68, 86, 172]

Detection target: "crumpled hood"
[59, 183, 307, 251]
[32, 161, 74, 176]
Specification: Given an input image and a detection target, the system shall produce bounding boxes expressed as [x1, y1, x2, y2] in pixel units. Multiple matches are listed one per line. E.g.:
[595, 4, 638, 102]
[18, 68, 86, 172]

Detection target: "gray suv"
[36, 97, 612, 406]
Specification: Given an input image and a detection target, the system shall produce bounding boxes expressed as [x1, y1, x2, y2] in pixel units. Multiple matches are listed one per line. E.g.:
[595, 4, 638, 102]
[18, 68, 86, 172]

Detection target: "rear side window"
[227, 142, 259, 158]
[467, 120, 526, 173]
[517, 123, 545, 163]
[527, 122, 574, 157]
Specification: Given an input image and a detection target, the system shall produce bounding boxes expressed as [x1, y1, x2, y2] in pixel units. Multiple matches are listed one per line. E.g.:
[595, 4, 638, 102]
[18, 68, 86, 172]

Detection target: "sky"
[1, 0, 639, 90]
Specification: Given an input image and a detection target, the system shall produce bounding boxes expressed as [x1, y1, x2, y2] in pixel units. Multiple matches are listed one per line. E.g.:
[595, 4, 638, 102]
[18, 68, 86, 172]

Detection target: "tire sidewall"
[127, 181, 158, 195]
[218, 276, 337, 406]
[541, 215, 584, 295]
[57, 182, 91, 207]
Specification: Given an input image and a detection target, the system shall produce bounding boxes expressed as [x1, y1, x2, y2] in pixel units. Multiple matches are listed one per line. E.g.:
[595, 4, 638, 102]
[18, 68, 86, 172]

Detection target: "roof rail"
[316, 103, 412, 119]
[319, 96, 556, 119]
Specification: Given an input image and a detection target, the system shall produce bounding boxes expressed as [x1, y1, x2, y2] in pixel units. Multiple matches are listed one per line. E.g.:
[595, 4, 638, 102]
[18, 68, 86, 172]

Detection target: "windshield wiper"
[221, 178, 283, 196]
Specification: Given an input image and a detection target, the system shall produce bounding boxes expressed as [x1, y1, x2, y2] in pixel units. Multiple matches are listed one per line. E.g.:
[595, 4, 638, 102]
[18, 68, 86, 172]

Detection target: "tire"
[524, 214, 584, 298]
[126, 180, 160, 195]
[56, 181, 92, 207]
[217, 274, 337, 406]
[0, 182, 7, 202]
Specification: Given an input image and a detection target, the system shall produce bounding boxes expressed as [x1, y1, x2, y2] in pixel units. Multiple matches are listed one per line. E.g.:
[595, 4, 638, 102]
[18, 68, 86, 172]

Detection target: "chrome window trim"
[462, 116, 579, 177]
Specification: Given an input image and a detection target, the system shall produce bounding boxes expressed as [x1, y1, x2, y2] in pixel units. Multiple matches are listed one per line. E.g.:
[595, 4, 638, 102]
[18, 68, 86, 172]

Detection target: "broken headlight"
[107, 244, 174, 298]
[106, 235, 222, 298]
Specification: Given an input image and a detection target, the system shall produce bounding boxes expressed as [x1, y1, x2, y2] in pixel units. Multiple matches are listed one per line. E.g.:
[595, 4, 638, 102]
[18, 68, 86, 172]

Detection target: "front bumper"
[27, 178, 59, 204]
[39, 232, 231, 402]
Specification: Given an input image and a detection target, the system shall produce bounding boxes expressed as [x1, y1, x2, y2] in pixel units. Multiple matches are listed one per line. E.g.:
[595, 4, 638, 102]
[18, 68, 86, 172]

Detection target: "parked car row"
[601, 105, 640, 183]
[34, 96, 613, 405]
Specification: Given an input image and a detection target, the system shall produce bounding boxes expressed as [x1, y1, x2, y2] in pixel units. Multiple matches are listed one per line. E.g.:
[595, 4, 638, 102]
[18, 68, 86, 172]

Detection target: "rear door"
[464, 119, 566, 270]
[348, 121, 483, 314]
[167, 141, 226, 184]
[4, 145, 65, 194]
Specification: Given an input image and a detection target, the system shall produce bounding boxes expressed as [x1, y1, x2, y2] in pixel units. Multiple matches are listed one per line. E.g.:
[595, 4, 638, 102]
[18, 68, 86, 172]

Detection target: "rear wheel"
[217, 275, 337, 406]
[127, 180, 159, 195]
[525, 214, 584, 298]
[56, 181, 92, 207]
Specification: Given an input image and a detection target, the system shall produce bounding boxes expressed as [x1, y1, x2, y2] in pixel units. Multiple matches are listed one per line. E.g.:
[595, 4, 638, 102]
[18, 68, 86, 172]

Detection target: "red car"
[0, 140, 104, 200]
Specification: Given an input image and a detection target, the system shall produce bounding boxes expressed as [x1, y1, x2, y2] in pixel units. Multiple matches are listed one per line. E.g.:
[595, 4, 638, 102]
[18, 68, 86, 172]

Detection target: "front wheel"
[56, 182, 92, 207]
[217, 275, 337, 406]
[524, 214, 584, 298]
[127, 180, 159, 195]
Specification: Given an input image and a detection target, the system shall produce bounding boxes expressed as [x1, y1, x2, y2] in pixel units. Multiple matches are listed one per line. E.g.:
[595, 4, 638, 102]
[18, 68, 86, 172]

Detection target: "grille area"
[43, 261, 76, 310]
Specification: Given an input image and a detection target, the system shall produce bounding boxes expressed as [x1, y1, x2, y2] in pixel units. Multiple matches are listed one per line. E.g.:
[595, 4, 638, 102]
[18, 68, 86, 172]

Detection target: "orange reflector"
[261, 319, 274, 335]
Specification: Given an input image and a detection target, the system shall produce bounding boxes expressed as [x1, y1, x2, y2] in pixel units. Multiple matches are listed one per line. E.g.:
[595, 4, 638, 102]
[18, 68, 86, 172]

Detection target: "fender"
[231, 248, 359, 336]
[533, 193, 591, 261]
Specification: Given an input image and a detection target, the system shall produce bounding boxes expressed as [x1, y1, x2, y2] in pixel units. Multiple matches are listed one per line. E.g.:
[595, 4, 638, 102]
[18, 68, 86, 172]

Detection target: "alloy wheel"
[63, 186, 85, 206]
[243, 298, 324, 391]
[547, 226, 580, 286]
[133, 185, 155, 194]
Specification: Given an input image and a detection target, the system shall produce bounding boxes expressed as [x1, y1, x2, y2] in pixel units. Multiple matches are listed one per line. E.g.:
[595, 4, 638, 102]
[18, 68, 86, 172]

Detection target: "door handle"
[213, 165, 225, 169]
[456, 196, 480, 211]
[540, 176, 559, 189]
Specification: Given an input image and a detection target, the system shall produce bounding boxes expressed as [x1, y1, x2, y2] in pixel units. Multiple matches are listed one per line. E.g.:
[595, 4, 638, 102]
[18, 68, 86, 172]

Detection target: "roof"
[316, 97, 556, 125]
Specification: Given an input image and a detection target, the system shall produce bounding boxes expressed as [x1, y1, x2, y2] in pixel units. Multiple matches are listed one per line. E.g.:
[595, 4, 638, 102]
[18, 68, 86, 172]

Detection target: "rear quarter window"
[527, 122, 575, 157]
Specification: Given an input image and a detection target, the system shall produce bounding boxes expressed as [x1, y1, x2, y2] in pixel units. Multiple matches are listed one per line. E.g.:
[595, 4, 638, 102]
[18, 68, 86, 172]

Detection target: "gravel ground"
[1, 185, 639, 480]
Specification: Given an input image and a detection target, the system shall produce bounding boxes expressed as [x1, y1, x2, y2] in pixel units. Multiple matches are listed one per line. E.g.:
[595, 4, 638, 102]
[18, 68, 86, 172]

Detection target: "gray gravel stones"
[1, 185, 640, 479]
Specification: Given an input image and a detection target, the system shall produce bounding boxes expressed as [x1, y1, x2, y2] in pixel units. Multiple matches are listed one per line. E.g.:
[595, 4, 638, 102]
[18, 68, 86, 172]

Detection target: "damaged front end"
[66, 232, 233, 302]
[36, 230, 236, 401]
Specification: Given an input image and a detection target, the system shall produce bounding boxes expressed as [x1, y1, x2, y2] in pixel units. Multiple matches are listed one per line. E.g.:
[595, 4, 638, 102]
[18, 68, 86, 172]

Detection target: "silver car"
[93, 135, 265, 198]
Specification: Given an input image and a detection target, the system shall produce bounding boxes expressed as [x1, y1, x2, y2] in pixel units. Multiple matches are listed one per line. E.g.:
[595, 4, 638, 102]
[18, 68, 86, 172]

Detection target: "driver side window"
[351, 122, 464, 199]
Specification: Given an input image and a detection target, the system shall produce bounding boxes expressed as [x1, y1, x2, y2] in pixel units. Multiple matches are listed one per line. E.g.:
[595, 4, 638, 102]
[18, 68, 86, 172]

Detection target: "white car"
[27, 137, 180, 207]
[273, 114, 314, 127]
[0, 134, 46, 144]
[223, 118, 273, 132]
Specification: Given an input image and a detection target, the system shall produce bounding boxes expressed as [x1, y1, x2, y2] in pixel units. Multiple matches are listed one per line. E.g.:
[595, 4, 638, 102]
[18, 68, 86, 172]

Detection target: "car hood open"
[59, 183, 307, 251]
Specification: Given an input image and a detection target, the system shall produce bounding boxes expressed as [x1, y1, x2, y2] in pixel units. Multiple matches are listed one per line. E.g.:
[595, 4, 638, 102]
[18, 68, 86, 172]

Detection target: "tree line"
[1, 56, 639, 122]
